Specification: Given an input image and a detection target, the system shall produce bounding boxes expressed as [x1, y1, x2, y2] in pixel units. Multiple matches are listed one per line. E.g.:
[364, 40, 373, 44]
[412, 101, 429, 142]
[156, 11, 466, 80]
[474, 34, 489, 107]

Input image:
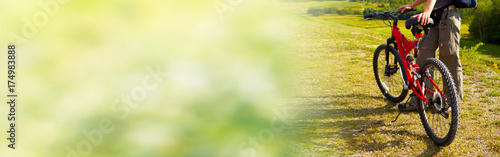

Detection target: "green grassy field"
[295, 0, 500, 66]
[284, 1, 500, 156]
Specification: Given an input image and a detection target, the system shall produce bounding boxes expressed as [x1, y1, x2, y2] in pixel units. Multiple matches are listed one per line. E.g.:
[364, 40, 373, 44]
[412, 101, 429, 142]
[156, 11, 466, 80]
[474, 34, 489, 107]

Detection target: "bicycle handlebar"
[363, 12, 377, 19]
[363, 8, 417, 20]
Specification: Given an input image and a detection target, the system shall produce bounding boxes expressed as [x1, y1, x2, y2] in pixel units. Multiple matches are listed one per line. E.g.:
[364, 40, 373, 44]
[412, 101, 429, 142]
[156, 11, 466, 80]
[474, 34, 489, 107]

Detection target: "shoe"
[398, 96, 418, 112]
[398, 102, 418, 111]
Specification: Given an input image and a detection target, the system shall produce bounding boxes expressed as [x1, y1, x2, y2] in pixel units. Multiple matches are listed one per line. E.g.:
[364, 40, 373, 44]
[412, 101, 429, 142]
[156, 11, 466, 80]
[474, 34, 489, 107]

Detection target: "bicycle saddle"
[405, 17, 434, 29]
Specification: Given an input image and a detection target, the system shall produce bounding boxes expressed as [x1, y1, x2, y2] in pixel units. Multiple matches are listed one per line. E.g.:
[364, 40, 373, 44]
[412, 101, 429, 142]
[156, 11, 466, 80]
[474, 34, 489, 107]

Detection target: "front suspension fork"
[385, 37, 408, 90]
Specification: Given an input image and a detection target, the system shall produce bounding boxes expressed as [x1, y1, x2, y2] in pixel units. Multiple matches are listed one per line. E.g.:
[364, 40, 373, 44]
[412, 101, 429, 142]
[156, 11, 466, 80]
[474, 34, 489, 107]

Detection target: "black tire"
[418, 58, 459, 146]
[373, 44, 408, 102]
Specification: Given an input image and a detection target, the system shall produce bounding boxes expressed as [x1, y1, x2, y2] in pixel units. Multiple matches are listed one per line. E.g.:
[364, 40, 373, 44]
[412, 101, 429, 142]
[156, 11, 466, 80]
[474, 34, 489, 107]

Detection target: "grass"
[303, 0, 500, 69]
[487, 90, 500, 97]
[456, 18, 500, 68]
[487, 120, 500, 126]
[283, 0, 500, 156]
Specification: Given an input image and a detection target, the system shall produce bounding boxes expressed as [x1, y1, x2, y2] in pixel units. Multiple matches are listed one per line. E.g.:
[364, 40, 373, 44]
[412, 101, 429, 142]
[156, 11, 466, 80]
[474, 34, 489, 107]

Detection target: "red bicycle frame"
[389, 22, 447, 106]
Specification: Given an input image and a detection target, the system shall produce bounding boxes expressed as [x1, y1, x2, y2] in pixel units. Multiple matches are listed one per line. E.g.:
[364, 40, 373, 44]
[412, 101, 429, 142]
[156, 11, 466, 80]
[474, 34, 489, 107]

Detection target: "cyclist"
[398, 0, 462, 111]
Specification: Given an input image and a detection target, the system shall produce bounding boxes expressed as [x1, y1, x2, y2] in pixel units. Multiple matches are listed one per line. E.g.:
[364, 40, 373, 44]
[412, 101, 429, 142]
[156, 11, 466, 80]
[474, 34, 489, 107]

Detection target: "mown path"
[285, 2, 500, 156]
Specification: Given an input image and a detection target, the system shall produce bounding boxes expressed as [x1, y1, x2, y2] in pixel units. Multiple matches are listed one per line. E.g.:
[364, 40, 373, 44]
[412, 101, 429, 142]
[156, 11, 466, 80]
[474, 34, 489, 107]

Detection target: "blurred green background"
[0, 0, 291, 156]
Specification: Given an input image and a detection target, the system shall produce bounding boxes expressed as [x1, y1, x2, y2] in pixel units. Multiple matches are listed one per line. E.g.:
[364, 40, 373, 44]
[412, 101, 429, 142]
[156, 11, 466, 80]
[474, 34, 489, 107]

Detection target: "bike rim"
[376, 50, 404, 97]
[421, 64, 452, 139]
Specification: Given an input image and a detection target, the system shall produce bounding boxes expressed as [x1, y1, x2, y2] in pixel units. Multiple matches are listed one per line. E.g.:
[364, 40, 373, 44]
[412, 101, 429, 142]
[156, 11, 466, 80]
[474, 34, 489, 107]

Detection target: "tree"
[470, 0, 500, 44]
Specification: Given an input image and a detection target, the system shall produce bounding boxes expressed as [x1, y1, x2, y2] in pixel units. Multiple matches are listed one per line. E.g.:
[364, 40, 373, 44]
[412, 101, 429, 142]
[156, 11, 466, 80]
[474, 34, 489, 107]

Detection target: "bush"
[306, 7, 361, 16]
[336, 10, 347, 15]
[344, 8, 354, 14]
[461, 43, 483, 63]
[312, 10, 325, 16]
[307, 8, 321, 14]
[324, 7, 338, 14]
[469, 0, 500, 44]
[307, 7, 340, 16]
[363, 8, 376, 15]
[307, 8, 325, 16]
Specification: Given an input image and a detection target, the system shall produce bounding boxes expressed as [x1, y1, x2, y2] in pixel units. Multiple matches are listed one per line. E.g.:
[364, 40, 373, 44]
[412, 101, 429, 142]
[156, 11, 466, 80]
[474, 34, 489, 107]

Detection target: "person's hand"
[398, 5, 412, 13]
[416, 11, 431, 25]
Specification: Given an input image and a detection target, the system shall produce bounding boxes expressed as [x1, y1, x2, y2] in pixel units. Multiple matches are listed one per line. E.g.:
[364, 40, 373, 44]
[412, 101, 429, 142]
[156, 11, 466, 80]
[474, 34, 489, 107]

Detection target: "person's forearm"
[409, 0, 427, 8]
[423, 0, 436, 13]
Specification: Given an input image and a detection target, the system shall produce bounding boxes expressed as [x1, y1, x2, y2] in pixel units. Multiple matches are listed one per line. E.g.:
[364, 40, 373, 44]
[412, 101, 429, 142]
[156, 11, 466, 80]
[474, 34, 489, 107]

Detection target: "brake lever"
[399, 8, 417, 15]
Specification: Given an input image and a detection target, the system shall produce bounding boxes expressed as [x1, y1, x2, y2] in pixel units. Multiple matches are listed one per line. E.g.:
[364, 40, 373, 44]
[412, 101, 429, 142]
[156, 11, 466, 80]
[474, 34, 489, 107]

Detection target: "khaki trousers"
[417, 9, 463, 102]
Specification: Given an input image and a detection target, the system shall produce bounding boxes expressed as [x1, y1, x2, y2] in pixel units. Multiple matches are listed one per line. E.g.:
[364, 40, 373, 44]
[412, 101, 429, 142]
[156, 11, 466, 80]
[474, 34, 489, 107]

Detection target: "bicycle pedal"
[440, 110, 449, 119]
[443, 112, 449, 119]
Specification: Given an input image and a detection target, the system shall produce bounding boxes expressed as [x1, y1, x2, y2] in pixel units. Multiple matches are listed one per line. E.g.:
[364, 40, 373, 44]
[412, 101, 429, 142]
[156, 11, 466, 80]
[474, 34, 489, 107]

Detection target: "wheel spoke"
[377, 52, 404, 98]
[421, 63, 454, 139]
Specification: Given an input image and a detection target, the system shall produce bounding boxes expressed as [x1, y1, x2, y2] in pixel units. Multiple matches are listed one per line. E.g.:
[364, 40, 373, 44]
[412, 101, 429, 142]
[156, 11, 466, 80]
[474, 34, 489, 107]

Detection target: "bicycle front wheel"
[373, 44, 408, 102]
[418, 58, 459, 146]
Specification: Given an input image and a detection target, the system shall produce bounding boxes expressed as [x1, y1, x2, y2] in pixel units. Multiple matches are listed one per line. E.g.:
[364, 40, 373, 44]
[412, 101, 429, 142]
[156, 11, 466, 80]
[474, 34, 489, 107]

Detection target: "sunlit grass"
[284, 0, 500, 156]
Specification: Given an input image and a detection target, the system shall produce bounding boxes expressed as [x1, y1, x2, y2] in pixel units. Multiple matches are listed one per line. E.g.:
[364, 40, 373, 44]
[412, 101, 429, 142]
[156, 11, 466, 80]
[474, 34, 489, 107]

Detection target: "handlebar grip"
[363, 12, 378, 19]
[363, 14, 373, 19]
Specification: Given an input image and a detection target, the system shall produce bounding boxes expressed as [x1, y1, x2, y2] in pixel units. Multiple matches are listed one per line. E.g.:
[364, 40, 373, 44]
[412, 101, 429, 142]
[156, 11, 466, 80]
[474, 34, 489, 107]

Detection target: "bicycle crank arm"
[440, 111, 449, 119]
[439, 108, 450, 119]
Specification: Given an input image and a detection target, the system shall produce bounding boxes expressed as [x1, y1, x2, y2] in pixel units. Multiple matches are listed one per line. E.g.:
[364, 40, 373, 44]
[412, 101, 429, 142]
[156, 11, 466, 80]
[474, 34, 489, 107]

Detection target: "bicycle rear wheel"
[373, 44, 408, 102]
[418, 58, 459, 146]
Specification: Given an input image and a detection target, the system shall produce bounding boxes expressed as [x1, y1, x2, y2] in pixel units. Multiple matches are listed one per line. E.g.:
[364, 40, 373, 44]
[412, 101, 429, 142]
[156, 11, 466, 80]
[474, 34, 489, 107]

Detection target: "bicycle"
[364, 9, 459, 146]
